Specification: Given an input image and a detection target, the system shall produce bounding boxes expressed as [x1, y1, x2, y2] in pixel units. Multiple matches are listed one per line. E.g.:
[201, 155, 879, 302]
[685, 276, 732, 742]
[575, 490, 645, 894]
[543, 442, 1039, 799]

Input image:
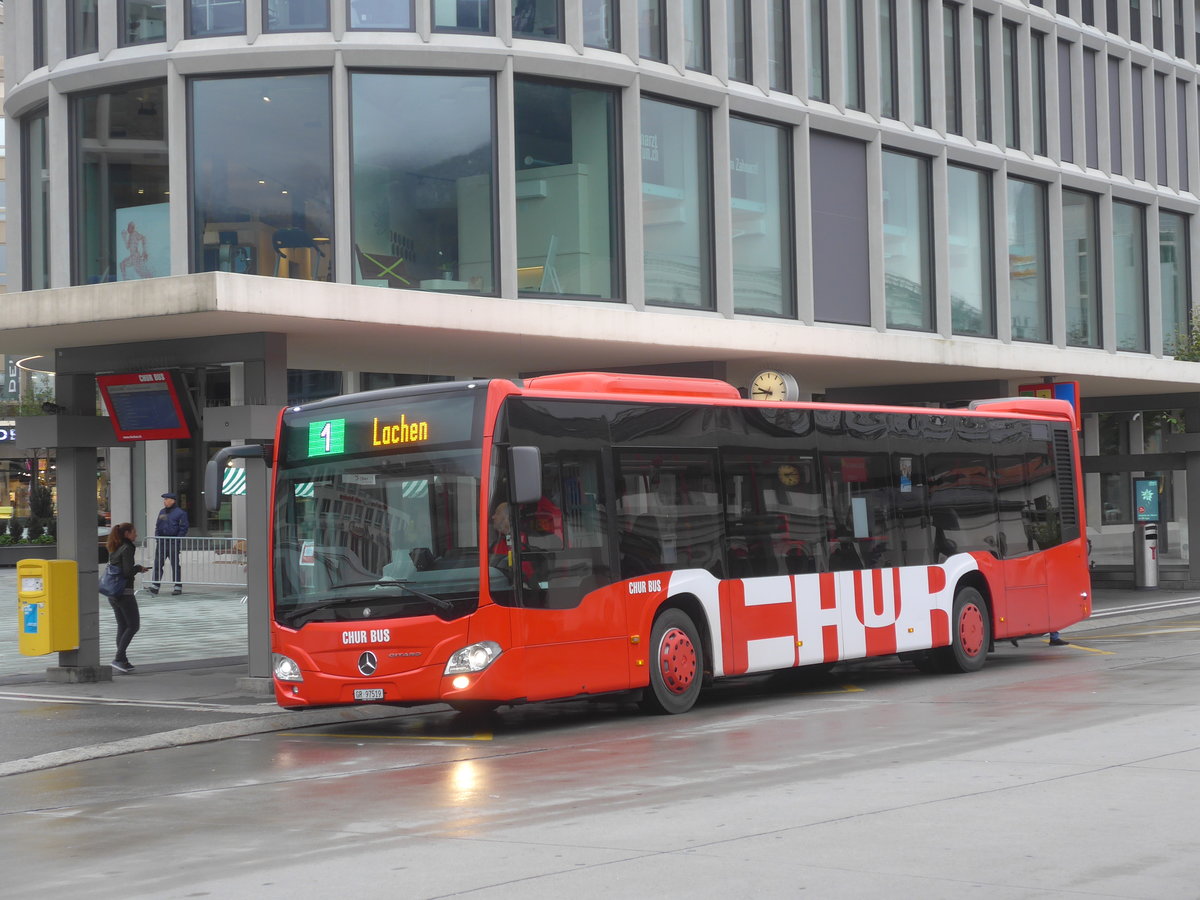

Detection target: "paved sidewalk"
[1, 567, 249, 680]
[2, 562, 1199, 778]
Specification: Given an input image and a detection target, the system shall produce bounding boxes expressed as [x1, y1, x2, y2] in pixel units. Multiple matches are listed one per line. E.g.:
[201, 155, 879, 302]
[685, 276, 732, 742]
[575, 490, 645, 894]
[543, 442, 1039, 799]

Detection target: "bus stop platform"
[1, 570, 1199, 776]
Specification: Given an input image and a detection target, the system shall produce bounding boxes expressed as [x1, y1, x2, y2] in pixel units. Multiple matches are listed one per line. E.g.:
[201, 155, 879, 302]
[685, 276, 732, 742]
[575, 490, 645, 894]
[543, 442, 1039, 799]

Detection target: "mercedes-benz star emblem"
[357, 651, 378, 676]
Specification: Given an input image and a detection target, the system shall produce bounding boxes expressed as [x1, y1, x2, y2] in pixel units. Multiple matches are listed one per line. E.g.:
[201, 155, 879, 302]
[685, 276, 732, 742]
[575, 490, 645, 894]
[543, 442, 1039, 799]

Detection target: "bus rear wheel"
[641, 608, 704, 715]
[939, 586, 990, 673]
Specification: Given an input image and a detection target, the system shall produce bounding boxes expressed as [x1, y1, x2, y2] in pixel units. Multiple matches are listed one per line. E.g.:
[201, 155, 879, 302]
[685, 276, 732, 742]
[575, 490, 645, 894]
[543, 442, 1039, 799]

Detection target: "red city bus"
[212, 372, 1090, 714]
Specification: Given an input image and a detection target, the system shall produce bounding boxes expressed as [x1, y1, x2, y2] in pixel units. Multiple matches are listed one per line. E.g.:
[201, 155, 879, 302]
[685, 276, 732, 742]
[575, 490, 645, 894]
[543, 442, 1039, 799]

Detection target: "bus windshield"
[273, 447, 483, 627]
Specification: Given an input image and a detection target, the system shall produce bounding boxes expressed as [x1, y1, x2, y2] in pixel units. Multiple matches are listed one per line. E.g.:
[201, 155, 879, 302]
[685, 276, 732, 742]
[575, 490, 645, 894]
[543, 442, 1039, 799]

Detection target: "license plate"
[354, 688, 385, 701]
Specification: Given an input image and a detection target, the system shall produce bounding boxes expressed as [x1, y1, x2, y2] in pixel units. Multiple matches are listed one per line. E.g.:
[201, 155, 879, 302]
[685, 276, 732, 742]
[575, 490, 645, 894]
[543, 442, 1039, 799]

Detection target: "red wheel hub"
[657, 627, 697, 695]
[958, 603, 985, 657]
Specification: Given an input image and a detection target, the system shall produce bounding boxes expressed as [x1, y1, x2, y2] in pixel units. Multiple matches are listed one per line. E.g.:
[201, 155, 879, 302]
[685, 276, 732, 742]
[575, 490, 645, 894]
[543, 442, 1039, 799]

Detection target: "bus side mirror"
[510, 446, 542, 505]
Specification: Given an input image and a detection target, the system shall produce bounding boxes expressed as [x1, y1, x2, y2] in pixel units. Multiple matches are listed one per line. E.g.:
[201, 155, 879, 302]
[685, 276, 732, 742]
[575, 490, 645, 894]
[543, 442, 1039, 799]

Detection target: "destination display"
[283, 393, 480, 463]
[96, 372, 191, 442]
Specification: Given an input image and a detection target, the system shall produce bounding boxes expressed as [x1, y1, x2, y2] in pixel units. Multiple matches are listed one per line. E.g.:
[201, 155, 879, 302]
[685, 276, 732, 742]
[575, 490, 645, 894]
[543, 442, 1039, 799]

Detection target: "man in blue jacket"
[149, 492, 189, 596]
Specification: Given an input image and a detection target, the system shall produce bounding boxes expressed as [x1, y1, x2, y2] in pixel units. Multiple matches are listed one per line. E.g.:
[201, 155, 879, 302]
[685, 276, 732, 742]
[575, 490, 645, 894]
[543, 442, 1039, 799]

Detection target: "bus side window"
[521, 453, 610, 609]
[820, 453, 897, 570]
[616, 450, 723, 577]
[722, 453, 822, 578]
[927, 453, 998, 559]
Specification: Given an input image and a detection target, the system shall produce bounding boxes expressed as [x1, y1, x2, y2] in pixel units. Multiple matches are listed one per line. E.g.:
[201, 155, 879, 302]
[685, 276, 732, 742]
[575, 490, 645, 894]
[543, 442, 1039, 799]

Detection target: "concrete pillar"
[142, 439, 172, 536]
[50, 373, 107, 681]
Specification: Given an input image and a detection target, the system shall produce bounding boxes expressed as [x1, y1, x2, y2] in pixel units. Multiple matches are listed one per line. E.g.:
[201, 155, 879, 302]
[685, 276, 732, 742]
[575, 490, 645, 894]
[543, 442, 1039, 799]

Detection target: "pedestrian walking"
[149, 492, 189, 595]
[105, 523, 149, 673]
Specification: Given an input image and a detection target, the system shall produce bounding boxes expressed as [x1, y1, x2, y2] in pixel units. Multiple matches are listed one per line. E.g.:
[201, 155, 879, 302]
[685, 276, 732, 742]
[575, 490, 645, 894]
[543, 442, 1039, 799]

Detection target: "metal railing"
[136, 536, 249, 594]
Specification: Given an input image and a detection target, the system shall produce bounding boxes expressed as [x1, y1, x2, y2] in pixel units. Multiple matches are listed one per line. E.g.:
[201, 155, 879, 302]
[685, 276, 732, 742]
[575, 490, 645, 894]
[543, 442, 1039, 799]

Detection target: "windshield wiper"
[373, 579, 454, 611]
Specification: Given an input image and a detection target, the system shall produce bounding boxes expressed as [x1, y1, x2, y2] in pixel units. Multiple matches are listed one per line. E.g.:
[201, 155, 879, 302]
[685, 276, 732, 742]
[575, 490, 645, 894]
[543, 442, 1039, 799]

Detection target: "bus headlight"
[444, 641, 502, 675]
[273, 653, 304, 682]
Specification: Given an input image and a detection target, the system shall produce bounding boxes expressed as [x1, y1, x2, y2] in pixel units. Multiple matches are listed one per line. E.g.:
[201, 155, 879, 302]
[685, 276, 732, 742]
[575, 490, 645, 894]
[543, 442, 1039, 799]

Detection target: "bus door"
[508, 453, 630, 700]
[995, 451, 1050, 636]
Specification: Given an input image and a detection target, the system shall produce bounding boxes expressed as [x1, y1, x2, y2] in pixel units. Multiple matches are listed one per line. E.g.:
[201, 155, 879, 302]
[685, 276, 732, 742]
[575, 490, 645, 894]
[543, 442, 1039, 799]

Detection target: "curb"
[1065, 596, 1200, 634]
[0, 701, 446, 778]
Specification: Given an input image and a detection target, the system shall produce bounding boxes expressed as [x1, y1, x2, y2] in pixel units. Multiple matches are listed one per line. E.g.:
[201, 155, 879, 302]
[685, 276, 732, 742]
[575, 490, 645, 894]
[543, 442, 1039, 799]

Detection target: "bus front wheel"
[939, 586, 990, 673]
[641, 608, 704, 715]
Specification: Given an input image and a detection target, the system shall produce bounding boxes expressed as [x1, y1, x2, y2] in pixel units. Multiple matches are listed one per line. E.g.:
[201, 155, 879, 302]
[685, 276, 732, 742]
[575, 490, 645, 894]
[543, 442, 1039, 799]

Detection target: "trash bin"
[1133, 522, 1159, 590]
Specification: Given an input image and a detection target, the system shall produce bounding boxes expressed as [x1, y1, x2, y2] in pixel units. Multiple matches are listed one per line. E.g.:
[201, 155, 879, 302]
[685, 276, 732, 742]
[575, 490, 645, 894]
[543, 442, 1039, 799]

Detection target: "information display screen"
[97, 372, 191, 442]
[282, 392, 481, 464]
[1133, 477, 1161, 523]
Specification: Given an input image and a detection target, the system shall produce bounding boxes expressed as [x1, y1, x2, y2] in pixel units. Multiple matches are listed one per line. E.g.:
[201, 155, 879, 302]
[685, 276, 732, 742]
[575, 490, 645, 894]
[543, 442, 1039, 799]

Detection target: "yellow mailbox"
[17, 559, 79, 656]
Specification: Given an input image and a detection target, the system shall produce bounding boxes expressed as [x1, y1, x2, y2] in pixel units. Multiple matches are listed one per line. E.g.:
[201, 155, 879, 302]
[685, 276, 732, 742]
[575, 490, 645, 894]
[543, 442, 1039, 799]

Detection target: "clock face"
[777, 464, 801, 486]
[751, 370, 798, 403]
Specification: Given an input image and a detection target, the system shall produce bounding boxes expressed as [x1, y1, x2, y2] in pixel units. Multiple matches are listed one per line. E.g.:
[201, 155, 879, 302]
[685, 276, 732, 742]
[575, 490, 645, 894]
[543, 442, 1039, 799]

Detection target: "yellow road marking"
[1053, 643, 1114, 655]
[802, 684, 865, 694]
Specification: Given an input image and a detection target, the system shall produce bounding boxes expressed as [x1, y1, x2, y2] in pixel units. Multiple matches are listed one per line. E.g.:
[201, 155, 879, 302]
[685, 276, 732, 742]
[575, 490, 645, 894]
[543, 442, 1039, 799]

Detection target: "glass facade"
[351, 72, 495, 293]
[1062, 190, 1101, 348]
[844, 0, 864, 110]
[641, 98, 712, 310]
[514, 79, 618, 299]
[189, 0, 246, 36]
[74, 82, 170, 285]
[433, 0, 491, 32]
[639, 0, 665, 61]
[808, 0, 828, 101]
[767, 0, 789, 92]
[1160, 210, 1190, 354]
[883, 151, 933, 331]
[880, 0, 898, 120]
[1113, 201, 1148, 352]
[33, 0, 48, 69]
[1133, 64, 1147, 180]
[973, 13, 991, 143]
[1058, 40, 1073, 163]
[730, 118, 792, 318]
[947, 165, 993, 337]
[121, 1, 168, 45]
[911, 0, 930, 127]
[348, 0, 414, 29]
[944, 3, 961, 134]
[1003, 21, 1019, 149]
[8, 0, 1200, 362]
[1007, 178, 1048, 343]
[728, 0, 751, 83]
[68, 0, 100, 57]
[265, 0, 330, 32]
[583, 0, 617, 49]
[23, 110, 51, 291]
[684, 0, 710, 72]
[1032, 32, 1047, 155]
[191, 74, 334, 281]
[513, 0, 561, 41]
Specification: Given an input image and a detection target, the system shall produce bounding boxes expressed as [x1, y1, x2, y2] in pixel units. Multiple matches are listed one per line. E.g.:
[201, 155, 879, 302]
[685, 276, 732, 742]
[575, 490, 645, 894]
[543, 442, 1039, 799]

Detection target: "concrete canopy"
[1, 272, 1198, 397]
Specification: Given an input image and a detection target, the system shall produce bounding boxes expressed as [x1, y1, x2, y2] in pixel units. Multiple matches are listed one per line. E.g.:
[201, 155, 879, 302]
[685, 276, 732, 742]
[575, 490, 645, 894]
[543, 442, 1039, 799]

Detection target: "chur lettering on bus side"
[372, 415, 430, 447]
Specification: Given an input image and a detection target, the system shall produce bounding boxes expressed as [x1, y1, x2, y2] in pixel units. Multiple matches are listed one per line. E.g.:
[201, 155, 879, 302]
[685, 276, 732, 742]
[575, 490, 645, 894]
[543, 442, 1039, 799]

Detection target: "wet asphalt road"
[3, 616, 1200, 899]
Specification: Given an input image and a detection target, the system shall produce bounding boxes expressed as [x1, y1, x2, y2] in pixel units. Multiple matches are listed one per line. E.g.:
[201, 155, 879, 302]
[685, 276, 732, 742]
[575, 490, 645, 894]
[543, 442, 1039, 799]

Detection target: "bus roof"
[519, 373, 1079, 429]
[522, 372, 742, 400]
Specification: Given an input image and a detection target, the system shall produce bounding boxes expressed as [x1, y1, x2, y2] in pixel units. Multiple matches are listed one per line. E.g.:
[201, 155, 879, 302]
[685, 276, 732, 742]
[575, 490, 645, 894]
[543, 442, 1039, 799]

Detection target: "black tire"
[938, 586, 990, 673]
[640, 608, 704, 715]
